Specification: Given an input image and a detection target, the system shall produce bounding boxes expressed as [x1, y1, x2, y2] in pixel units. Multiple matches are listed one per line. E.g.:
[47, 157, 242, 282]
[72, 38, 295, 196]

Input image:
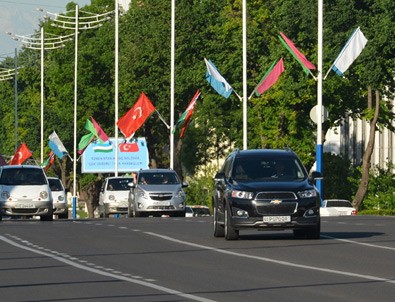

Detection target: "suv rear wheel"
[225, 207, 239, 240]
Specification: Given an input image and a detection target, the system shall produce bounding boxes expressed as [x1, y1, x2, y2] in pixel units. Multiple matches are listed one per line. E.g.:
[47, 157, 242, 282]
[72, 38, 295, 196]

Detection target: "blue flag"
[48, 131, 68, 159]
[204, 58, 233, 98]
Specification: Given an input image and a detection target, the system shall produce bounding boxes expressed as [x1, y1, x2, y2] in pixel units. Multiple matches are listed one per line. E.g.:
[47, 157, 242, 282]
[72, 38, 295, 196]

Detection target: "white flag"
[328, 27, 368, 77]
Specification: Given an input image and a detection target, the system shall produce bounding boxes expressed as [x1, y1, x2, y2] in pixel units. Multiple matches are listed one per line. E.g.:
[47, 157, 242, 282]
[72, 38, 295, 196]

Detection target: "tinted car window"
[0, 167, 47, 185]
[138, 172, 179, 185]
[326, 200, 353, 207]
[106, 178, 133, 191]
[48, 178, 63, 191]
[232, 157, 305, 181]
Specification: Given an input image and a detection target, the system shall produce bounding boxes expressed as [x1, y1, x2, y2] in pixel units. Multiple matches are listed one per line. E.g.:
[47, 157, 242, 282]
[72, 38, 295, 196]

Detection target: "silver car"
[99, 176, 134, 217]
[48, 177, 68, 219]
[0, 165, 53, 221]
[128, 169, 187, 217]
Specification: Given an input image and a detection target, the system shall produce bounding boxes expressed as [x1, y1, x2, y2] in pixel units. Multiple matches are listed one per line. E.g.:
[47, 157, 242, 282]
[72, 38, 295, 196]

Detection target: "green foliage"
[322, 153, 359, 200]
[362, 163, 395, 211]
[184, 164, 217, 208]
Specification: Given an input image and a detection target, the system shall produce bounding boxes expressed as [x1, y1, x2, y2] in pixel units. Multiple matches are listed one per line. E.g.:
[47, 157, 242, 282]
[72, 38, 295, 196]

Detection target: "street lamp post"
[8, 29, 74, 163]
[39, 5, 112, 219]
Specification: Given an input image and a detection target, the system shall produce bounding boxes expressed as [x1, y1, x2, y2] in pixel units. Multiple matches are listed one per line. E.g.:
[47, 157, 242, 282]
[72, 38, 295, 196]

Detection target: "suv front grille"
[255, 191, 298, 215]
[256, 192, 297, 200]
[149, 193, 173, 201]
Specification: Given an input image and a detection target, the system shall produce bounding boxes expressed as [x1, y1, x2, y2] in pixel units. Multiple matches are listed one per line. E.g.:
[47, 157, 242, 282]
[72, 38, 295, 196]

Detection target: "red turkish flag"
[9, 143, 33, 165]
[119, 142, 139, 152]
[117, 92, 156, 138]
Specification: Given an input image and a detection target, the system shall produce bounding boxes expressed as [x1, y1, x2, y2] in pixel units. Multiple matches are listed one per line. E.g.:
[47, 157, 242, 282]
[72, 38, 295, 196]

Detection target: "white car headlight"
[108, 194, 115, 200]
[1, 191, 10, 199]
[40, 191, 49, 199]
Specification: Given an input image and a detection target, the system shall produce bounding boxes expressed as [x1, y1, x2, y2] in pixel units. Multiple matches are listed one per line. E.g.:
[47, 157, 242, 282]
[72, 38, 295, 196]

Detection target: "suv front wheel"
[213, 205, 225, 237]
[224, 206, 239, 240]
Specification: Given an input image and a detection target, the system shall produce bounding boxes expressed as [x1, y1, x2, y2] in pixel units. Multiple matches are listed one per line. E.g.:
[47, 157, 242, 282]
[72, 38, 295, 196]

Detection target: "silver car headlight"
[135, 187, 147, 198]
[40, 191, 49, 199]
[297, 189, 317, 199]
[231, 190, 253, 199]
[174, 189, 185, 198]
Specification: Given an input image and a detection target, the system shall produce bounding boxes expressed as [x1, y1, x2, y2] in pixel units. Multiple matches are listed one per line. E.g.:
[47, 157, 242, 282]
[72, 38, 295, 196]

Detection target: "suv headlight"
[231, 190, 253, 199]
[297, 189, 317, 199]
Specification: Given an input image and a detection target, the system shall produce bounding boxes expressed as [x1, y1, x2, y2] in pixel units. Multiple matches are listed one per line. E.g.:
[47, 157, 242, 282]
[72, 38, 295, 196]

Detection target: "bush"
[184, 164, 216, 208]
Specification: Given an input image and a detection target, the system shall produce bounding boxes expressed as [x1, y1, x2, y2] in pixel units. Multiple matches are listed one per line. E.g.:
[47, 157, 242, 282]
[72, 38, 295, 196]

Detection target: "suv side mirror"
[310, 171, 323, 180]
[214, 172, 225, 181]
[182, 182, 188, 188]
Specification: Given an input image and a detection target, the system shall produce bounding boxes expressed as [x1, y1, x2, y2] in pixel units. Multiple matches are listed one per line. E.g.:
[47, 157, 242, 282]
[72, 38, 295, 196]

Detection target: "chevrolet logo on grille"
[270, 199, 282, 204]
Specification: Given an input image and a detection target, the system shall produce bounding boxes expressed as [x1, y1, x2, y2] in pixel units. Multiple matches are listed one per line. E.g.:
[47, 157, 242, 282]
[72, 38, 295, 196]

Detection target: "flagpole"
[316, 0, 324, 202]
[170, 0, 175, 169]
[115, 0, 119, 176]
[242, 0, 247, 150]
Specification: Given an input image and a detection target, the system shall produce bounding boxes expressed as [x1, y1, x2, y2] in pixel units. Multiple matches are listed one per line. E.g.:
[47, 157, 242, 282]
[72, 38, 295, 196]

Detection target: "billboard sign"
[81, 137, 149, 173]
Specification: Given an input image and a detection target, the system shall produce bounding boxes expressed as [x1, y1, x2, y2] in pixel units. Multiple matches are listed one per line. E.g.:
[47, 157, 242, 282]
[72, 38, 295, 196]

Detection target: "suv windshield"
[138, 172, 179, 185]
[0, 167, 47, 185]
[232, 157, 306, 181]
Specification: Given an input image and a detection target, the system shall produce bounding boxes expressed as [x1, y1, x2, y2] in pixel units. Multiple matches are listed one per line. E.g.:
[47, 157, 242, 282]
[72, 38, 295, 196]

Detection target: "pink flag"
[255, 58, 285, 95]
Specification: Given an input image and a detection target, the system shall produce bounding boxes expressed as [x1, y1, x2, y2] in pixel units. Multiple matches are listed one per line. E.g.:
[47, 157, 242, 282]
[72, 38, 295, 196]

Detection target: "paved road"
[1, 215, 395, 301]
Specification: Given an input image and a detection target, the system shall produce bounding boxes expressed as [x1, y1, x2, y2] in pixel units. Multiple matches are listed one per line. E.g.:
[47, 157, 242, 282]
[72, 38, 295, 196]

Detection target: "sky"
[0, 0, 91, 58]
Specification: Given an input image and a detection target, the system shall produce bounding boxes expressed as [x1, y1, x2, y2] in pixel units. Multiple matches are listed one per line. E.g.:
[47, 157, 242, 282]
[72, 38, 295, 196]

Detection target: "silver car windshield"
[0, 168, 47, 185]
[138, 172, 179, 185]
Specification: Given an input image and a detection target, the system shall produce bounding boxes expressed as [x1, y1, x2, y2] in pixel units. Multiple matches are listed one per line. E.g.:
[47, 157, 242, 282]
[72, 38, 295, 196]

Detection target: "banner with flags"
[48, 131, 68, 159]
[204, 58, 233, 98]
[326, 27, 368, 78]
[278, 32, 316, 76]
[117, 92, 156, 138]
[9, 142, 32, 165]
[254, 58, 285, 96]
[173, 90, 201, 139]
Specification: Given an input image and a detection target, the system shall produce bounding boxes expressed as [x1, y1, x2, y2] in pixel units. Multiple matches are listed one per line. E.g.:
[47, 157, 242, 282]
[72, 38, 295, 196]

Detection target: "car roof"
[231, 148, 298, 158]
[1, 165, 43, 170]
[105, 176, 134, 180]
[138, 169, 177, 173]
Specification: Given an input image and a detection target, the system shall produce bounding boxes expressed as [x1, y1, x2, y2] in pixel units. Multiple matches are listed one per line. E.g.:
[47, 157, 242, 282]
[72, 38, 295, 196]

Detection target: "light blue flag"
[48, 131, 68, 159]
[325, 27, 368, 78]
[204, 58, 233, 98]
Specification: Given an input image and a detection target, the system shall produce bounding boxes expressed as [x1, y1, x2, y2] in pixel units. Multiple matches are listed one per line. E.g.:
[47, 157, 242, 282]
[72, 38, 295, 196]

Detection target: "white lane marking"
[321, 235, 395, 251]
[144, 231, 395, 285]
[0, 235, 217, 302]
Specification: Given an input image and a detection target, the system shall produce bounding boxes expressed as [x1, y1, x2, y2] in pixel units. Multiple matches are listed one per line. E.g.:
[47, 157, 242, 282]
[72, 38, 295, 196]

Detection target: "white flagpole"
[316, 0, 324, 202]
[242, 0, 247, 150]
[115, 0, 119, 176]
[170, 0, 175, 169]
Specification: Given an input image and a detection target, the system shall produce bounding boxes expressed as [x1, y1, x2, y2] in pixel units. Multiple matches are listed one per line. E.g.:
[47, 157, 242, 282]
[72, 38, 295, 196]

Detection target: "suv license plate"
[263, 216, 291, 223]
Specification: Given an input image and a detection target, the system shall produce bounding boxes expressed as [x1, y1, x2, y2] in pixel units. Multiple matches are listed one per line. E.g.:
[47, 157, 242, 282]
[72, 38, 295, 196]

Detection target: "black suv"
[213, 149, 321, 240]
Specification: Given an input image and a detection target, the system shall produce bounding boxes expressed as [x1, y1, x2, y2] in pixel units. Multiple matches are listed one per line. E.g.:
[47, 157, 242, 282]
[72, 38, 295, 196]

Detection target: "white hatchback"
[99, 176, 134, 217]
[0, 165, 53, 221]
[320, 199, 357, 217]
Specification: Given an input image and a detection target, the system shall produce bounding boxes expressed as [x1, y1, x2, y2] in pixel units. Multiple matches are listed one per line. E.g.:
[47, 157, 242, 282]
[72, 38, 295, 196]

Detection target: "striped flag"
[204, 58, 233, 98]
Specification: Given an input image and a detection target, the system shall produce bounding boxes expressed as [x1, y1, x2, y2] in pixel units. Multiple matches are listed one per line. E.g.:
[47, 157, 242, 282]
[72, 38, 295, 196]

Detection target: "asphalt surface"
[1, 215, 394, 301]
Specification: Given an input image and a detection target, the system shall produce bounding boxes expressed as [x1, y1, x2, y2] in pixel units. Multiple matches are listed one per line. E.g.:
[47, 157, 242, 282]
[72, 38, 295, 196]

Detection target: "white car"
[48, 177, 68, 219]
[320, 199, 357, 217]
[99, 176, 134, 217]
[0, 165, 53, 221]
[185, 205, 211, 217]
